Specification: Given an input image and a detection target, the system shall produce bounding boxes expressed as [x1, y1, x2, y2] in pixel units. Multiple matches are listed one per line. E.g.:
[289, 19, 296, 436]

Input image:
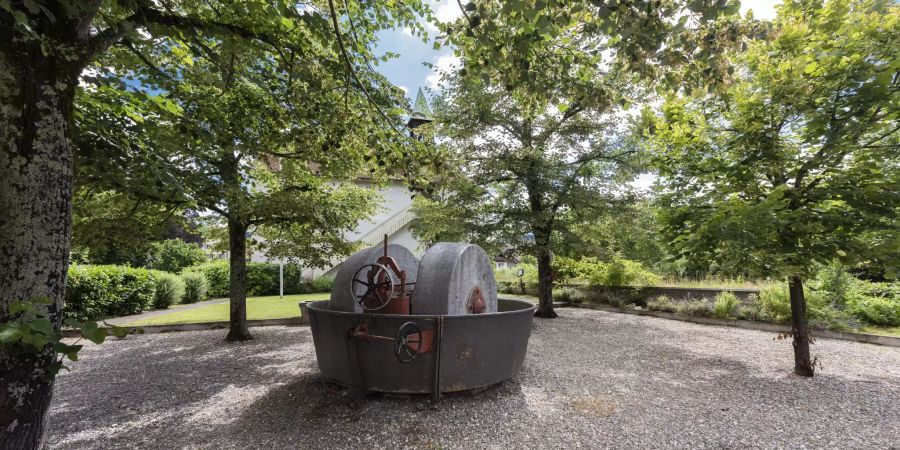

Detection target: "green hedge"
[187, 260, 334, 298]
[65, 265, 158, 321]
[150, 271, 184, 309]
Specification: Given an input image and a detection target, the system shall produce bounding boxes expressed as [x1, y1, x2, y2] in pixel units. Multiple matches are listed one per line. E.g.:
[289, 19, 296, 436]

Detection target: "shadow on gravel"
[48, 313, 900, 449]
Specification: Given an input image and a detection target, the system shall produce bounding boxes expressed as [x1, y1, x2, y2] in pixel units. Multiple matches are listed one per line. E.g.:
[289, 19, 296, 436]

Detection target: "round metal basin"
[306, 298, 536, 396]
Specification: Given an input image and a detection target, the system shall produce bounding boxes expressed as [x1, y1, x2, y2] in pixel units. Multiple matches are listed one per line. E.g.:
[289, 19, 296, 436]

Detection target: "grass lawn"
[862, 325, 900, 338]
[125, 293, 329, 326]
[125, 292, 539, 326]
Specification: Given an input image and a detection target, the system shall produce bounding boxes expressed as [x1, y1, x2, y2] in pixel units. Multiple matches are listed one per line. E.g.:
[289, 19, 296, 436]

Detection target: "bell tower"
[406, 87, 433, 141]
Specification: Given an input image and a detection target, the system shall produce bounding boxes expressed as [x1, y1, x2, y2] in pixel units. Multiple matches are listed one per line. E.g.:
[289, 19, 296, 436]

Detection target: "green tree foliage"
[644, 0, 900, 376]
[420, 0, 751, 319]
[442, 0, 751, 106]
[412, 69, 641, 318]
[71, 189, 190, 265]
[2, 0, 431, 443]
[145, 240, 208, 274]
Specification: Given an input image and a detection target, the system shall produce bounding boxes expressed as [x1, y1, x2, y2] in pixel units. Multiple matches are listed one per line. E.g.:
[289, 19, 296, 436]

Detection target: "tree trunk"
[226, 216, 253, 342]
[0, 39, 79, 449]
[788, 275, 814, 377]
[534, 243, 557, 318]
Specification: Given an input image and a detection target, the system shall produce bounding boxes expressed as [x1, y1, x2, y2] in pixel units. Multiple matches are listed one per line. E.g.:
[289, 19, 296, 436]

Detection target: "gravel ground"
[48, 308, 900, 449]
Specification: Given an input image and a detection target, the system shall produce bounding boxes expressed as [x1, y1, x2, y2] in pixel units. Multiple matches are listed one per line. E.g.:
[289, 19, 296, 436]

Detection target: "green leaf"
[803, 61, 819, 74]
[80, 321, 107, 344]
[29, 318, 54, 336]
[0, 323, 23, 344]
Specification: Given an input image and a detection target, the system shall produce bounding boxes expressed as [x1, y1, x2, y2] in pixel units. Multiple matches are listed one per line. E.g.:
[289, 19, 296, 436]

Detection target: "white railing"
[358, 204, 415, 246]
[316, 205, 416, 275]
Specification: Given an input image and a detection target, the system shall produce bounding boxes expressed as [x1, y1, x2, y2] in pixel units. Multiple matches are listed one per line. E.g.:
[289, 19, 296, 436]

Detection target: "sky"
[374, 0, 783, 105]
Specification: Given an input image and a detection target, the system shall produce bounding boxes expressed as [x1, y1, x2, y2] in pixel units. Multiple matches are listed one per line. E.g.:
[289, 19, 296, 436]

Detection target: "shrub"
[311, 276, 334, 293]
[65, 265, 157, 321]
[282, 264, 311, 294]
[245, 263, 279, 296]
[759, 285, 792, 323]
[646, 295, 677, 313]
[735, 294, 769, 321]
[181, 272, 208, 304]
[712, 292, 740, 319]
[145, 239, 208, 273]
[587, 258, 660, 288]
[759, 283, 857, 330]
[188, 261, 230, 297]
[849, 296, 900, 327]
[187, 260, 316, 298]
[495, 263, 538, 285]
[814, 262, 857, 308]
[676, 300, 712, 317]
[151, 271, 184, 309]
[553, 286, 585, 303]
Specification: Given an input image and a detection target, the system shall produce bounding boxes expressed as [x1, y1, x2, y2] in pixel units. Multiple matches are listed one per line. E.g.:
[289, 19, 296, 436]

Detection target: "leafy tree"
[145, 239, 208, 274]
[561, 200, 670, 273]
[70, 188, 194, 265]
[425, 0, 750, 318]
[413, 70, 641, 318]
[645, 0, 899, 376]
[0, 1, 427, 445]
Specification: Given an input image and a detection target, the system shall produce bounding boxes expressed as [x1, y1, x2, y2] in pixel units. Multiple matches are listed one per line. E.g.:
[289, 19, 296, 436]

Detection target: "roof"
[407, 87, 433, 128]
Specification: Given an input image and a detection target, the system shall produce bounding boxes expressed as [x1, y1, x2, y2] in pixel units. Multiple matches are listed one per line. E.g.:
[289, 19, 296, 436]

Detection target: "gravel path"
[48, 308, 900, 449]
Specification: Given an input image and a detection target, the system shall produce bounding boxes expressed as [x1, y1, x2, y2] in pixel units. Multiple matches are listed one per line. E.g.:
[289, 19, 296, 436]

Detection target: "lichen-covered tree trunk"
[226, 216, 252, 342]
[0, 40, 78, 449]
[789, 275, 814, 377]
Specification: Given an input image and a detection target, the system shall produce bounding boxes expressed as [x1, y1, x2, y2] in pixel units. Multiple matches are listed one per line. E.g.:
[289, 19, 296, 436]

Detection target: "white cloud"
[434, 0, 462, 23]
[740, 0, 780, 20]
[398, 85, 409, 93]
[426, 54, 460, 89]
[402, 27, 414, 37]
[630, 173, 657, 192]
[424, 0, 462, 31]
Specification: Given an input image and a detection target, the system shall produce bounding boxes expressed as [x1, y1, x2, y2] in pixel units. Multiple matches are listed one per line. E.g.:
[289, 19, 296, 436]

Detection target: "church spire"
[406, 87, 433, 129]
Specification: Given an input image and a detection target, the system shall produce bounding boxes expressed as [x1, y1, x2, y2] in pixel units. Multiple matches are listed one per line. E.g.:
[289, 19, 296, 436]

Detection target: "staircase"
[315, 205, 416, 277]
[357, 204, 416, 246]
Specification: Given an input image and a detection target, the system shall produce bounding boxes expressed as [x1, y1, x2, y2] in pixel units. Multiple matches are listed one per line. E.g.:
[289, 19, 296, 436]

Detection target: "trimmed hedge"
[181, 271, 208, 304]
[65, 265, 158, 321]
[187, 260, 335, 298]
[150, 271, 184, 309]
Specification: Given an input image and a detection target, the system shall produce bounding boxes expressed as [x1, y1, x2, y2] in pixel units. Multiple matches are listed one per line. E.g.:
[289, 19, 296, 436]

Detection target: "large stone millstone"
[329, 244, 419, 313]
[412, 242, 497, 315]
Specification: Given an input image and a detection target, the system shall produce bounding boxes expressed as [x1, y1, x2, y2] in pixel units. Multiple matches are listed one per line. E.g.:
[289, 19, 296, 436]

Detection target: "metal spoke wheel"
[350, 263, 397, 311]
[394, 321, 423, 364]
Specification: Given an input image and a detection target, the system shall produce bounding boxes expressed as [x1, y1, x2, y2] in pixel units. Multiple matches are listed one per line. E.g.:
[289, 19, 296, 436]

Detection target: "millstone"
[329, 244, 419, 312]
[412, 242, 497, 315]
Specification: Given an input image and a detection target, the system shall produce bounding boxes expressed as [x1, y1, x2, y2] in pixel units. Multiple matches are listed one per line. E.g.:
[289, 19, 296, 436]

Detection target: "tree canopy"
[644, 0, 899, 375]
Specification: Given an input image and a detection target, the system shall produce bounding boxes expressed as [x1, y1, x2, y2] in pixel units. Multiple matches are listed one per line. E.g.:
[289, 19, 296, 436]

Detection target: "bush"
[849, 296, 900, 327]
[814, 262, 857, 308]
[587, 258, 660, 288]
[151, 271, 183, 309]
[646, 295, 677, 313]
[181, 272, 208, 304]
[188, 260, 319, 298]
[759, 284, 856, 330]
[676, 300, 712, 317]
[65, 265, 157, 321]
[735, 294, 769, 321]
[311, 276, 334, 293]
[712, 292, 740, 319]
[552, 286, 585, 303]
[145, 239, 208, 273]
[188, 261, 230, 297]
